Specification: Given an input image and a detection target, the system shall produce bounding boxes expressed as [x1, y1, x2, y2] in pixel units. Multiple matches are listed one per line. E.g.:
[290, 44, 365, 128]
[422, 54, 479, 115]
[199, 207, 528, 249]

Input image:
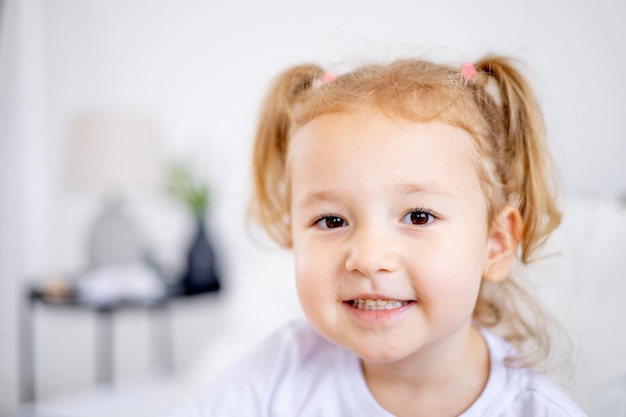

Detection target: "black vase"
[181, 217, 220, 295]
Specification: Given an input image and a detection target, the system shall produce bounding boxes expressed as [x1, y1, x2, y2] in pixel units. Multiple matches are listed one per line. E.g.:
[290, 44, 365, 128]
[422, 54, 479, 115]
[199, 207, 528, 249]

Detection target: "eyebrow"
[297, 190, 343, 210]
[297, 182, 450, 209]
[395, 182, 451, 197]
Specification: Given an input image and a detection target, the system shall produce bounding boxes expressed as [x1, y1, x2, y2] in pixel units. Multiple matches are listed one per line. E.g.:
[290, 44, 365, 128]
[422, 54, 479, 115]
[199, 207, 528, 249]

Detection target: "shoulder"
[238, 319, 338, 372]
[207, 319, 334, 395]
[171, 320, 363, 417]
[465, 329, 587, 417]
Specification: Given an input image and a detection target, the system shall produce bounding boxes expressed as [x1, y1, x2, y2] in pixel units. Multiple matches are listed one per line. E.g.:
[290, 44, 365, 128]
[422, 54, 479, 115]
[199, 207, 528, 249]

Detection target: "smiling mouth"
[349, 299, 411, 311]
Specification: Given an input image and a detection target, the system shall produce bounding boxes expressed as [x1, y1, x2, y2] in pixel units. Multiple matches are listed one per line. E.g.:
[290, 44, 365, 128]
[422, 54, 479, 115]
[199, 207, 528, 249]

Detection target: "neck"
[361, 323, 490, 417]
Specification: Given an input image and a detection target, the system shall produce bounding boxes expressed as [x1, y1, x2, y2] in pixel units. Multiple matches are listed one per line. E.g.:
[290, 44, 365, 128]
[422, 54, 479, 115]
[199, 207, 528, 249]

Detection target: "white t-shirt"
[171, 320, 586, 417]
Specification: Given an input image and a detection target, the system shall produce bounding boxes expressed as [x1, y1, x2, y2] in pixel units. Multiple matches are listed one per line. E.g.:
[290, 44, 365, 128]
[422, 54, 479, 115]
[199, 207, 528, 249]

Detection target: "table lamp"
[65, 112, 162, 269]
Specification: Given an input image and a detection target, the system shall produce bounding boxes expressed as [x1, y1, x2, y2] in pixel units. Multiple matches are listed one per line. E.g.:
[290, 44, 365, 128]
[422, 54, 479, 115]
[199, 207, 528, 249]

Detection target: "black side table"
[18, 282, 181, 403]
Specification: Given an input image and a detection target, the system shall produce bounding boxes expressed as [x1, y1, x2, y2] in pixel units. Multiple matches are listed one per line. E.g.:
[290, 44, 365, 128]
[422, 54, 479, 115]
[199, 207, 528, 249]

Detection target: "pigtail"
[249, 65, 324, 247]
[475, 56, 561, 262]
[470, 57, 564, 369]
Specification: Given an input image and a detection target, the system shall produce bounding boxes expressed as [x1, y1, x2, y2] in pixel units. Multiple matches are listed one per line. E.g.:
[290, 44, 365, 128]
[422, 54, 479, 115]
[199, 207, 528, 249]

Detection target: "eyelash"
[312, 207, 437, 230]
[401, 207, 437, 226]
[312, 214, 347, 229]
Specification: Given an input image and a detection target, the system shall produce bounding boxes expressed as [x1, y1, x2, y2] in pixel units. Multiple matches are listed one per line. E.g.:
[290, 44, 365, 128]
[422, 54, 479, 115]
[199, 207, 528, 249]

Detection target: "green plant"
[165, 161, 210, 217]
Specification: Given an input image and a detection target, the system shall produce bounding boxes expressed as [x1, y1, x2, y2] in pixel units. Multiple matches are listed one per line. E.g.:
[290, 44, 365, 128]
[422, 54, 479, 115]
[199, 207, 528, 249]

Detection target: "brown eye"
[402, 210, 434, 226]
[411, 212, 428, 225]
[316, 216, 346, 229]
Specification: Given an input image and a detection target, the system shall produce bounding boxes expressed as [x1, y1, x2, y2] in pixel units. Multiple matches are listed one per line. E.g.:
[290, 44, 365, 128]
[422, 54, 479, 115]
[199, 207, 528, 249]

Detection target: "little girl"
[173, 55, 586, 416]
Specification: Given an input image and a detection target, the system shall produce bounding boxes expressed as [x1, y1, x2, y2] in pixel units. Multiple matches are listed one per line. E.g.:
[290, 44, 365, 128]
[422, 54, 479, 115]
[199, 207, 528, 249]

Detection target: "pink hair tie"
[321, 72, 337, 84]
[461, 63, 477, 81]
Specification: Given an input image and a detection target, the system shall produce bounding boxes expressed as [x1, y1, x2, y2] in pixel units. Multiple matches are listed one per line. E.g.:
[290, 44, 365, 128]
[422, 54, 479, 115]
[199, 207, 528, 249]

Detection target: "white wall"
[2, 0, 625, 414]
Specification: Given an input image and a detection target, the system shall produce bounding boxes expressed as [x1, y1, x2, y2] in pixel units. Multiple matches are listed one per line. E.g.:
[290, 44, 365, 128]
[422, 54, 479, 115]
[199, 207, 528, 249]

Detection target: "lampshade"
[64, 112, 163, 269]
[66, 112, 162, 190]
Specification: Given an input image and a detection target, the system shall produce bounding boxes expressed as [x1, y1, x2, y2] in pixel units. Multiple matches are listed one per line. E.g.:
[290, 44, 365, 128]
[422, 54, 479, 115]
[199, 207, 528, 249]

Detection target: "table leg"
[95, 308, 114, 385]
[151, 303, 174, 374]
[19, 289, 36, 403]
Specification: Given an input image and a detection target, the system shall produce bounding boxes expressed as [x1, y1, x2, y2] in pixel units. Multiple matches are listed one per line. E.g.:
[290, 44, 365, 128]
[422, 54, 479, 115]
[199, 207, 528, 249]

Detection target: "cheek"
[293, 236, 345, 315]
[292, 229, 336, 275]
[293, 243, 340, 334]
[292, 232, 312, 271]
[293, 240, 324, 302]
[416, 261, 482, 329]
[418, 237, 486, 306]
[294, 252, 311, 291]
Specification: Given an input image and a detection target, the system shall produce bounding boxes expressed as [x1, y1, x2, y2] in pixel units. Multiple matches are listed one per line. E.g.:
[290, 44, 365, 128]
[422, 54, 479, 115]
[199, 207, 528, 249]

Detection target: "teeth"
[352, 299, 409, 311]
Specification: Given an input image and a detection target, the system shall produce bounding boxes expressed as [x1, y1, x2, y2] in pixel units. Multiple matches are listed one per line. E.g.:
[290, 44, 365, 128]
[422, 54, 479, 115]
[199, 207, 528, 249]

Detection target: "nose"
[344, 223, 400, 277]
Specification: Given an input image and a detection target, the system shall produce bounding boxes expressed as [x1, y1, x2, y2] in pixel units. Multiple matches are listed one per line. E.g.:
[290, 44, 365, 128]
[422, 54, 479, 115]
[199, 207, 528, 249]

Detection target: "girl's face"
[289, 108, 501, 365]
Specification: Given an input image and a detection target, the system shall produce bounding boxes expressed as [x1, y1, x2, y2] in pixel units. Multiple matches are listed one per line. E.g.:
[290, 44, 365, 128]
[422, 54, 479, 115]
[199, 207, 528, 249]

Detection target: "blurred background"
[1, 0, 625, 416]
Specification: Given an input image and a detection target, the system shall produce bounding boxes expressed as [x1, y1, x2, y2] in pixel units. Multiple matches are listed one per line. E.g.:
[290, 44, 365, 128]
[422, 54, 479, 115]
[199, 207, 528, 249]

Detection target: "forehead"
[288, 109, 484, 203]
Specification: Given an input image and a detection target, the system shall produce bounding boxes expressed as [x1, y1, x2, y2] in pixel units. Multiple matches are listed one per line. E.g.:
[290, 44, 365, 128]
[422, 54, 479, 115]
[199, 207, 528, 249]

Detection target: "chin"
[350, 343, 413, 364]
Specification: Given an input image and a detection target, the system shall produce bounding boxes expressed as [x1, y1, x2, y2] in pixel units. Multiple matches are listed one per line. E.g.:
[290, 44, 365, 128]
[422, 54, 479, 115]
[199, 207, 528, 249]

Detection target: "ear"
[483, 205, 523, 283]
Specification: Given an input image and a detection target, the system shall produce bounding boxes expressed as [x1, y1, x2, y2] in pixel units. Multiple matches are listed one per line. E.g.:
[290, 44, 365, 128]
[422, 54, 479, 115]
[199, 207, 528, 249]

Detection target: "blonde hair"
[249, 56, 561, 367]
